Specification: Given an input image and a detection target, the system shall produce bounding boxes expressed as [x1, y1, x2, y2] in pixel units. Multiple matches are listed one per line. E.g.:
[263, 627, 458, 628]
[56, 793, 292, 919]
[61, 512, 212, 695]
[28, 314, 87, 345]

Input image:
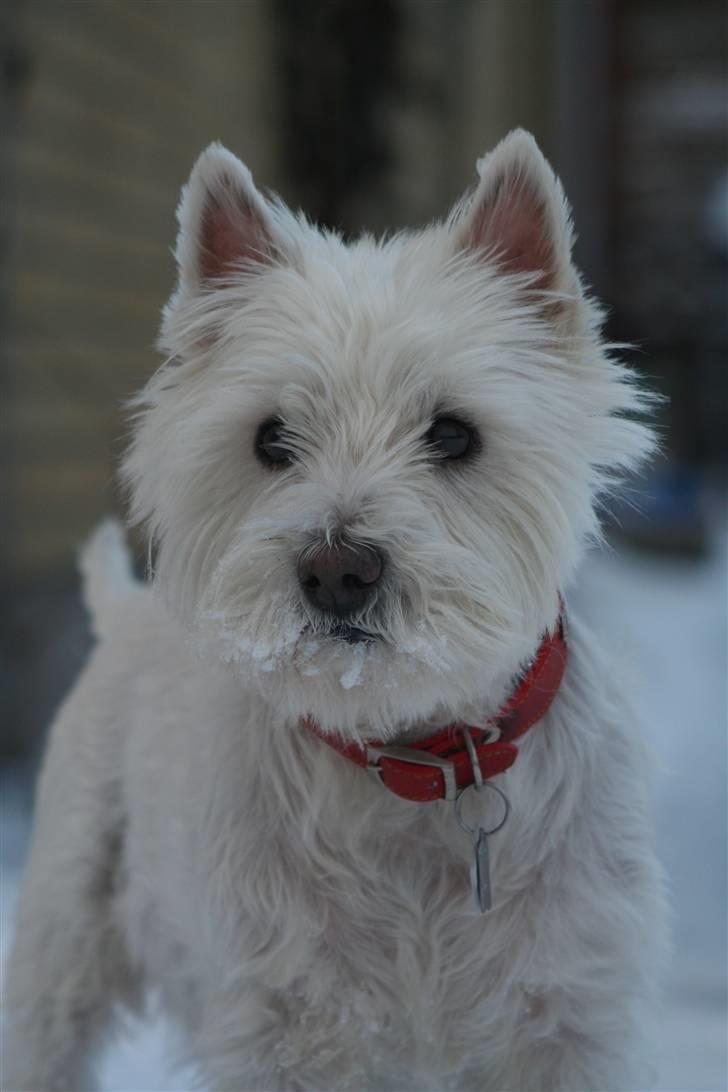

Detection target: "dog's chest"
[123, 694, 543, 1081]
[231, 761, 524, 1076]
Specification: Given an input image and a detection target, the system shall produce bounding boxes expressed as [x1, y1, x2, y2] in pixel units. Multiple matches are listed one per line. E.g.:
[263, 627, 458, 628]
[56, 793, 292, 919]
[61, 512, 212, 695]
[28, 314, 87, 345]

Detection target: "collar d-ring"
[461, 727, 484, 790]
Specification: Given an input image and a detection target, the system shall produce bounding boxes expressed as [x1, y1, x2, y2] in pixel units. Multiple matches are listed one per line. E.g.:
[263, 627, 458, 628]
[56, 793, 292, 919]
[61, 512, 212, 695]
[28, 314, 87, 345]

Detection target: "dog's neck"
[303, 612, 568, 804]
[364, 611, 568, 745]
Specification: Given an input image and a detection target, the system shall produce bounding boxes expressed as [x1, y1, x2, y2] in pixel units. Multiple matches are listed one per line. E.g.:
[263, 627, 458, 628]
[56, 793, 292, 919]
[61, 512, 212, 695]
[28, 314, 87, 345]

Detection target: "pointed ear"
[175, 143, 282, 297]
[454, 129, 576, 304]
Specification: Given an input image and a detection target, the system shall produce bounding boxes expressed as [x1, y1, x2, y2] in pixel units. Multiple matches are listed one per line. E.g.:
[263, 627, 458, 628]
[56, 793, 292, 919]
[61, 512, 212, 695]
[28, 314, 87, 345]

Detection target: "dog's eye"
[426, 416, 475, 461]
[255, 418, 293, 468]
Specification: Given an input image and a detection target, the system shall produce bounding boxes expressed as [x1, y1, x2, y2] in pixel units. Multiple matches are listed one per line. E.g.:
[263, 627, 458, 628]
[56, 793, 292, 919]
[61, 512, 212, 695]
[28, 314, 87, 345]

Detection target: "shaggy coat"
[3, 131, 666, 1091]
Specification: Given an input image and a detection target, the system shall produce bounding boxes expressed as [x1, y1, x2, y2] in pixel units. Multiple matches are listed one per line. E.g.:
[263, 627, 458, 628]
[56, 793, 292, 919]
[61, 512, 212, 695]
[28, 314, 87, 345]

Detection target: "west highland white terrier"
[3, 131, 666, 1091]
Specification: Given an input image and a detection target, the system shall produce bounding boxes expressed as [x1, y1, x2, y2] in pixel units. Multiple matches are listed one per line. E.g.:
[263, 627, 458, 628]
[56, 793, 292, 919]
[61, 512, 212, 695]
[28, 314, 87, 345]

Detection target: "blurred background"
[1, 1, 726, 1089]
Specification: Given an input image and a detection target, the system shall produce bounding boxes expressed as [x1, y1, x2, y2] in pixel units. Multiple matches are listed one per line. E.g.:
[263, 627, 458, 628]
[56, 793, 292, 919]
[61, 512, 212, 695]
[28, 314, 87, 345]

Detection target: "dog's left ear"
[174, 143, 285, 300]
[454, 130, 578, 313]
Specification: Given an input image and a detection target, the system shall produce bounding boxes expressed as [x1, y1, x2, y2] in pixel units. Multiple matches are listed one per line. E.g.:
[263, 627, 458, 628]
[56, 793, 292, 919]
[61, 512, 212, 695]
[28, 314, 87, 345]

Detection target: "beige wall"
[6, 0, 279, 575]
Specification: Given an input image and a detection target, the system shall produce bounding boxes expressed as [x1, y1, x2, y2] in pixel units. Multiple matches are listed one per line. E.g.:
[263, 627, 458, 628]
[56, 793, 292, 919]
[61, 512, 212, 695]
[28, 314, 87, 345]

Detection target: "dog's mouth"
[301, 620, 378, 645]
[331, 622, 376, 645]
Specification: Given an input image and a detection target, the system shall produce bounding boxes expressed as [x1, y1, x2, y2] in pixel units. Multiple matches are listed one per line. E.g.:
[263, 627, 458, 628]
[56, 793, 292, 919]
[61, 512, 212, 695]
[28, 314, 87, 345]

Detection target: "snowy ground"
[1, 541, 726, 1091]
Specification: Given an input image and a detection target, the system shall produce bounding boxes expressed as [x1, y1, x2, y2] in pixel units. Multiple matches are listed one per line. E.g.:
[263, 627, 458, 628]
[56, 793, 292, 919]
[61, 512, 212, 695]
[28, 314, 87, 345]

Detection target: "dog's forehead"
[231, 234, 521, 415]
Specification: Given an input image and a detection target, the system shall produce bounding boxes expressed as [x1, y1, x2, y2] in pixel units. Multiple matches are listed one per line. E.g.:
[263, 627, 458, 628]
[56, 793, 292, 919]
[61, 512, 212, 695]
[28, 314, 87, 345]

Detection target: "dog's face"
[124, 132, 651, 737]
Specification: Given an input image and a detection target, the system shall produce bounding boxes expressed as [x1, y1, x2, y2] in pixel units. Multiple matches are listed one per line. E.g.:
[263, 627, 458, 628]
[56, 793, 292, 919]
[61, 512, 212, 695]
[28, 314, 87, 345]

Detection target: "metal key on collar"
[455, 729, 511, 913]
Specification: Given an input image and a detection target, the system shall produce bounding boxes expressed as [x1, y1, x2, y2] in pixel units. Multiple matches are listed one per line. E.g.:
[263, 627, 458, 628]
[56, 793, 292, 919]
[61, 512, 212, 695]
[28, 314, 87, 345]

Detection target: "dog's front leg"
[461, 1005, 650, 1092]
[2, 704, 138, 1091]
[197, 986, 369, 1092]
[511, 1033, 647, 1092]
[197, 995, 313, 1092]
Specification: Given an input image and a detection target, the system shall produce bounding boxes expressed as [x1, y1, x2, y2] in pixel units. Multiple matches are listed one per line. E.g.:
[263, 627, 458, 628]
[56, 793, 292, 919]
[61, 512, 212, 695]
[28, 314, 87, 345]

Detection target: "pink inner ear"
[199, 188, 270, 283]
[467, 176, 554, 292]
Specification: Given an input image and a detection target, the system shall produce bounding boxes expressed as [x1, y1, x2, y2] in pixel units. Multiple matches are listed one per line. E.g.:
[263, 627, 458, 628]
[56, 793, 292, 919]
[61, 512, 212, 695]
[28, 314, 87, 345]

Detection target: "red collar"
[302, 612, 567, 804]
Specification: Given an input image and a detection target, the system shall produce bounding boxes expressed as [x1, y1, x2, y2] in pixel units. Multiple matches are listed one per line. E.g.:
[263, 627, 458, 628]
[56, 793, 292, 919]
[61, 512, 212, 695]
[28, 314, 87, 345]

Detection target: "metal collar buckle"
[366, 743, 458, 801]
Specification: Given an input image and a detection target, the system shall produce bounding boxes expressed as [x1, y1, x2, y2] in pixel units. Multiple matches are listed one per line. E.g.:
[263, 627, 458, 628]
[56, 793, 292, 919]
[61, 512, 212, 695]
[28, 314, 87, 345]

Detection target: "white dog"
[3, 131, 666, 1091]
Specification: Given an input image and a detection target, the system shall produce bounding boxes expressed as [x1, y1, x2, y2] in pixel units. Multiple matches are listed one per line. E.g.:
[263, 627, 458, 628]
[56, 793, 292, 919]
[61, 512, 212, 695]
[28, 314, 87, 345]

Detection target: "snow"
[1, 541, 725, 1090]
[573, 540, 727, 1092]
[340, 646, 366, 689]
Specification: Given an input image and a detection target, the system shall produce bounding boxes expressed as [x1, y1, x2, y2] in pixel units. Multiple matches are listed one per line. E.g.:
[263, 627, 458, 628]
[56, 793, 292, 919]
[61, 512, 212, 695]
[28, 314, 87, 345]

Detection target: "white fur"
[2, 131, 666, 1091]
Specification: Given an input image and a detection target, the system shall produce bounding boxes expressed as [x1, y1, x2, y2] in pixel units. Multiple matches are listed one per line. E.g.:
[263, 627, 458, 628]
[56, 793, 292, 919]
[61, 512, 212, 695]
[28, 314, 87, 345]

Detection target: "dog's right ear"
[452, 130, 579, 322]
[174, 143, 283, 300]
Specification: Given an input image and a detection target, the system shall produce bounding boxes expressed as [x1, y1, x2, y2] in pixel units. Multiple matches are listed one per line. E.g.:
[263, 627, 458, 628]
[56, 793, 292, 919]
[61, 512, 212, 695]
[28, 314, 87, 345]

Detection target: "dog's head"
[123, 131, 652, 738]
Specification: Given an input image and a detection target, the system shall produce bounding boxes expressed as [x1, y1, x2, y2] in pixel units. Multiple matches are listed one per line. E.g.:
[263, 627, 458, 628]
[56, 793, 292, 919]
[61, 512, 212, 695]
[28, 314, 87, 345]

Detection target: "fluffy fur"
[2, 131, 666, 1091]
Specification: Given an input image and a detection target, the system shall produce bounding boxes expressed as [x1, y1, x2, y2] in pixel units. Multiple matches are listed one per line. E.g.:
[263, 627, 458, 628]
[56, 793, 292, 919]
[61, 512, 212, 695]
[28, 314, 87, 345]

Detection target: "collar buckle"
[366, 743, 458, 801]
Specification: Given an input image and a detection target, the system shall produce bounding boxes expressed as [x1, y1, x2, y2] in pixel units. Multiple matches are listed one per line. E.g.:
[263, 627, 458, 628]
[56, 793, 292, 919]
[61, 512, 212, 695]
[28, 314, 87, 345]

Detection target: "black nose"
[298, 543, 384, 617]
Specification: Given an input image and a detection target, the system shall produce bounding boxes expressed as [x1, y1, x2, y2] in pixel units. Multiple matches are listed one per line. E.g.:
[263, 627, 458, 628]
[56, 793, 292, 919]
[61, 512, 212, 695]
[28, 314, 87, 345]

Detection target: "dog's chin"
[303, 619, 380, 646]
[328, 622, 377, 645]
[211, 608, 501, 735]
[211, 615, 499, 739]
